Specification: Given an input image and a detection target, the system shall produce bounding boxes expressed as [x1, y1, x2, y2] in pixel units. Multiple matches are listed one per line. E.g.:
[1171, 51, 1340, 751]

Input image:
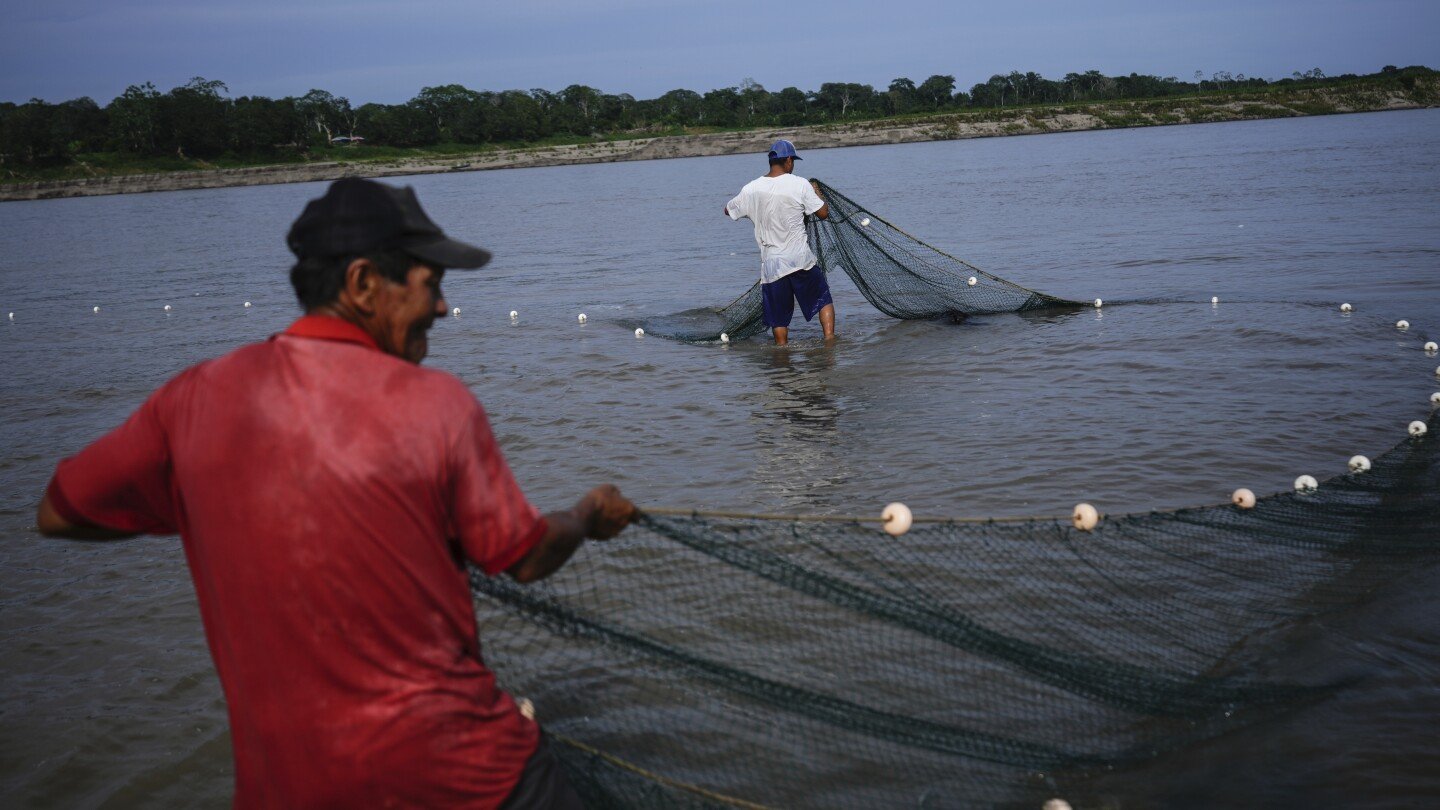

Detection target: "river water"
[2, 109, 1438, 806]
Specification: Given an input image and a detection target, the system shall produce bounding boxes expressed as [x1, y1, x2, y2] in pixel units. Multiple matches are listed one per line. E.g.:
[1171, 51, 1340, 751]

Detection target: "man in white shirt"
[724, 139, 835, 346]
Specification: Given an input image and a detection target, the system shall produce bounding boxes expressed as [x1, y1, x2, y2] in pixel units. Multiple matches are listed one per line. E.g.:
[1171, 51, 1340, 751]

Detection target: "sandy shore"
[2, 86, 1433, 202]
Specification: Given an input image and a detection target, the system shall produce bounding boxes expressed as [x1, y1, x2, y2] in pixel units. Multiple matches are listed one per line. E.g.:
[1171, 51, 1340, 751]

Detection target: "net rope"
[472, 411, 1439, 808]
[636, 180, 1082, 342]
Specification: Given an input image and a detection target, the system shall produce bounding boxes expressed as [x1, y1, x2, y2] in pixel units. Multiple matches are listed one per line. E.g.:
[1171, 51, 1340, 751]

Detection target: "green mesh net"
[472, 413, 1439, 808]
[636, 180, 1082, 342]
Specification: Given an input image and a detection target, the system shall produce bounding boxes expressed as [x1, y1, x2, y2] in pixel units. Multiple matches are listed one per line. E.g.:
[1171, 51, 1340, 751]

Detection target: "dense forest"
[1, 65, 1434, 173]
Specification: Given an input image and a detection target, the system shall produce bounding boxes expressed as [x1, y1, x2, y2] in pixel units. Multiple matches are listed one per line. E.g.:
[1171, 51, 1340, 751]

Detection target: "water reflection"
[741, 342, 850, 511]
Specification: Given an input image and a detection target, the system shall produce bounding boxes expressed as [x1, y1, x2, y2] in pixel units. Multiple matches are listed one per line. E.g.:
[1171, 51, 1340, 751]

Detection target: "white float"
[509, 310, 518, 320]
[720, 333, 729, 343]
[93, 306, 100, 313]
[578, 313, 587, 324]
[1093, 299, 1103, 309]
[1409, 420, 1428, 437]
[1043, 800, 1073, 810]
[881, 503, 912, 536]
[1294, 475, 1318, 493]
[860, 217, 871, 227]
[635, 328, 645, 338]
[1348, 455, 1371, 473]
[244, 301, 252, 308]
[1425, 342, 1438, 353]
[1072, 503, 1099, 531]
[1339, 303, 1352, 313]
[1396, 320, 1410, 330]
[967, 276, 977, 286]
[7, 312, 12, 320]
[451, 307, 461, 316]
[1231, 488, 1256, 509]
[1432, 392, 1440, 406]
[163, 304, 172, 311]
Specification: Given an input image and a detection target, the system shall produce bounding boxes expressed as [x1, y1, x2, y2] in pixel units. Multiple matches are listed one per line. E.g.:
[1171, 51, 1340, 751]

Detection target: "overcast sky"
[3, 0, 1437, 105]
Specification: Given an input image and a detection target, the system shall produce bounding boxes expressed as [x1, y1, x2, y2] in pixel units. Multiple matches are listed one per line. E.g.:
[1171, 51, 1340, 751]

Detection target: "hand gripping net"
[637, 180, 1082, 342]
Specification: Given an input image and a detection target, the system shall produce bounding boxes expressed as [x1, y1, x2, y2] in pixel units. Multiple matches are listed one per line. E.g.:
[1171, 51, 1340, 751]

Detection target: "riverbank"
[3, 81, 1434, 202]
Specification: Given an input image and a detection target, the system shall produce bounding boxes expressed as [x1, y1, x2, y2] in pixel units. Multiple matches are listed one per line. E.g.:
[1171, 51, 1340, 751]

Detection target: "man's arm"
[36, 492, 137, 540]
[507, 484, 635, 583]
[809, 180, 830, 220]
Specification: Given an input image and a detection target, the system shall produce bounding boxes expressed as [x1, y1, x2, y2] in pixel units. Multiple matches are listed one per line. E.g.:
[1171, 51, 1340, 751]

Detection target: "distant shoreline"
[2, 86, 1434, 203]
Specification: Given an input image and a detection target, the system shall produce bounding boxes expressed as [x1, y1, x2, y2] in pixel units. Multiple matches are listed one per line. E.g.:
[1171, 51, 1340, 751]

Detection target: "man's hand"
[578, 484, 636, 540]
[507, 484, 636, 583]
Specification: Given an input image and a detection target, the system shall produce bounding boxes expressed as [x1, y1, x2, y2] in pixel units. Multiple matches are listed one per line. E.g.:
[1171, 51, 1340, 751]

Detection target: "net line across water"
[472, 405, 1439, 808]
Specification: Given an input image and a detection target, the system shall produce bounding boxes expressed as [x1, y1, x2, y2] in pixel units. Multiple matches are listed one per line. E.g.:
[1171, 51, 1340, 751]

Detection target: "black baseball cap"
[287, 177, 491, 269]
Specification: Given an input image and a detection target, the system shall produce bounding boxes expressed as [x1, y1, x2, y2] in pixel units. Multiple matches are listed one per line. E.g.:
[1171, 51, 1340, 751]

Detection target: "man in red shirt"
[36, 178, 633, 808]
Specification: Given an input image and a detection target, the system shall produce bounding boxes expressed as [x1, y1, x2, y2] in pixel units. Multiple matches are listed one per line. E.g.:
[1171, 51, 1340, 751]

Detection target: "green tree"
[159, 77, 231, 157]
[296, 89, 352, 144]
[231, 96, 306, 154]
[816, 83, 874, 119]
[655, 89, 702, 126]
[738, 79, 769, 124]
[886, 78, 917, 115]
[598, 93, 637, 130]
[701, 87, 742, 126]
[0, 99, 60, 163]
[411, 84, 484, 141]
[487, 91, 545, 142]
[355, 102, 434, 146]
[108, 82, 162, 154]
[916, 74, 957, 109]
[559, 84, 604, 134]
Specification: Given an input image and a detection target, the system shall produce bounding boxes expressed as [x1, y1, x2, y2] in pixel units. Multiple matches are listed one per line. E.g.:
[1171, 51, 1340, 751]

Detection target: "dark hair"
[768, 156, 791, 168]
[289, 249, 417, 310]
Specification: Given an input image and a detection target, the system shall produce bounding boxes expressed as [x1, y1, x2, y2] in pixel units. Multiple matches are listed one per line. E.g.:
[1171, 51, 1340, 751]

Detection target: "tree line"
[1, 65, 1431, 169]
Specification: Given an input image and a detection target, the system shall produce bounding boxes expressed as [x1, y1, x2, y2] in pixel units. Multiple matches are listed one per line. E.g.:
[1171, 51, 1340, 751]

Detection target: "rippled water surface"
[2, 109, 1439, 806]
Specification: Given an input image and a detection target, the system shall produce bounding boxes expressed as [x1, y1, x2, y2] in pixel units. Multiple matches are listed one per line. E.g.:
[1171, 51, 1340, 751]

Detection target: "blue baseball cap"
[768, 139, 801, 160]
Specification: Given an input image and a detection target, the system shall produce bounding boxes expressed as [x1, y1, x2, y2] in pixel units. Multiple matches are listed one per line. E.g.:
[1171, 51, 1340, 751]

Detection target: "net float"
[881, 503, 912, 536]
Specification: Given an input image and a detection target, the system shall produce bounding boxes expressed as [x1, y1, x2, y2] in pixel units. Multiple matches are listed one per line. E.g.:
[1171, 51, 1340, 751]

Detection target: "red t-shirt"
[47, 316, 546, 808]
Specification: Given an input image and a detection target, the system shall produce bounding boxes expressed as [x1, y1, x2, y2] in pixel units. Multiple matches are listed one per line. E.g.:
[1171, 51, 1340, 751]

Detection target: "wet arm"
[36, 493, 136, 540]
[810, 181, 831, 220]
[507, 484, 635, 583]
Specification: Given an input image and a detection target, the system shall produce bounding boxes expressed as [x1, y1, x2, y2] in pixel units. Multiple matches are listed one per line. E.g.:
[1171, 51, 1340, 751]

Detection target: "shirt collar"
[281, 315, 382, 352]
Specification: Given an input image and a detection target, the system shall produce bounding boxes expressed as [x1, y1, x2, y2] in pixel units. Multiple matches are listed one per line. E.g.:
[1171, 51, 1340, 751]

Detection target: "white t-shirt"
[726, 173, 826, 284]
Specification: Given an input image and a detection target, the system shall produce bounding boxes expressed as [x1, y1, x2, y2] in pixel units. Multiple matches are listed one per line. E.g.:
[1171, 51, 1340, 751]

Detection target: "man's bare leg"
[819, 304, 837, 342]
[772, 326, 788, 346]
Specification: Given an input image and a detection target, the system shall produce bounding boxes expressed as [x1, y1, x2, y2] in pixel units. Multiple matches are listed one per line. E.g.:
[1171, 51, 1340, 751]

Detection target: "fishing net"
[637, 180, 1081, 342]
[472, 413, 1440, 808]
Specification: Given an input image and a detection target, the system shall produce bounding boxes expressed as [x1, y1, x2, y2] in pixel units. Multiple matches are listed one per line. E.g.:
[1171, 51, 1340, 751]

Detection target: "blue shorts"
[761, 267, 833, 329]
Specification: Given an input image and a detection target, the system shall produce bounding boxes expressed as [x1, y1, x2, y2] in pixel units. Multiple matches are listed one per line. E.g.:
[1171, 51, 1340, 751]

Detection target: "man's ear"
[343, 258, 380, 315]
